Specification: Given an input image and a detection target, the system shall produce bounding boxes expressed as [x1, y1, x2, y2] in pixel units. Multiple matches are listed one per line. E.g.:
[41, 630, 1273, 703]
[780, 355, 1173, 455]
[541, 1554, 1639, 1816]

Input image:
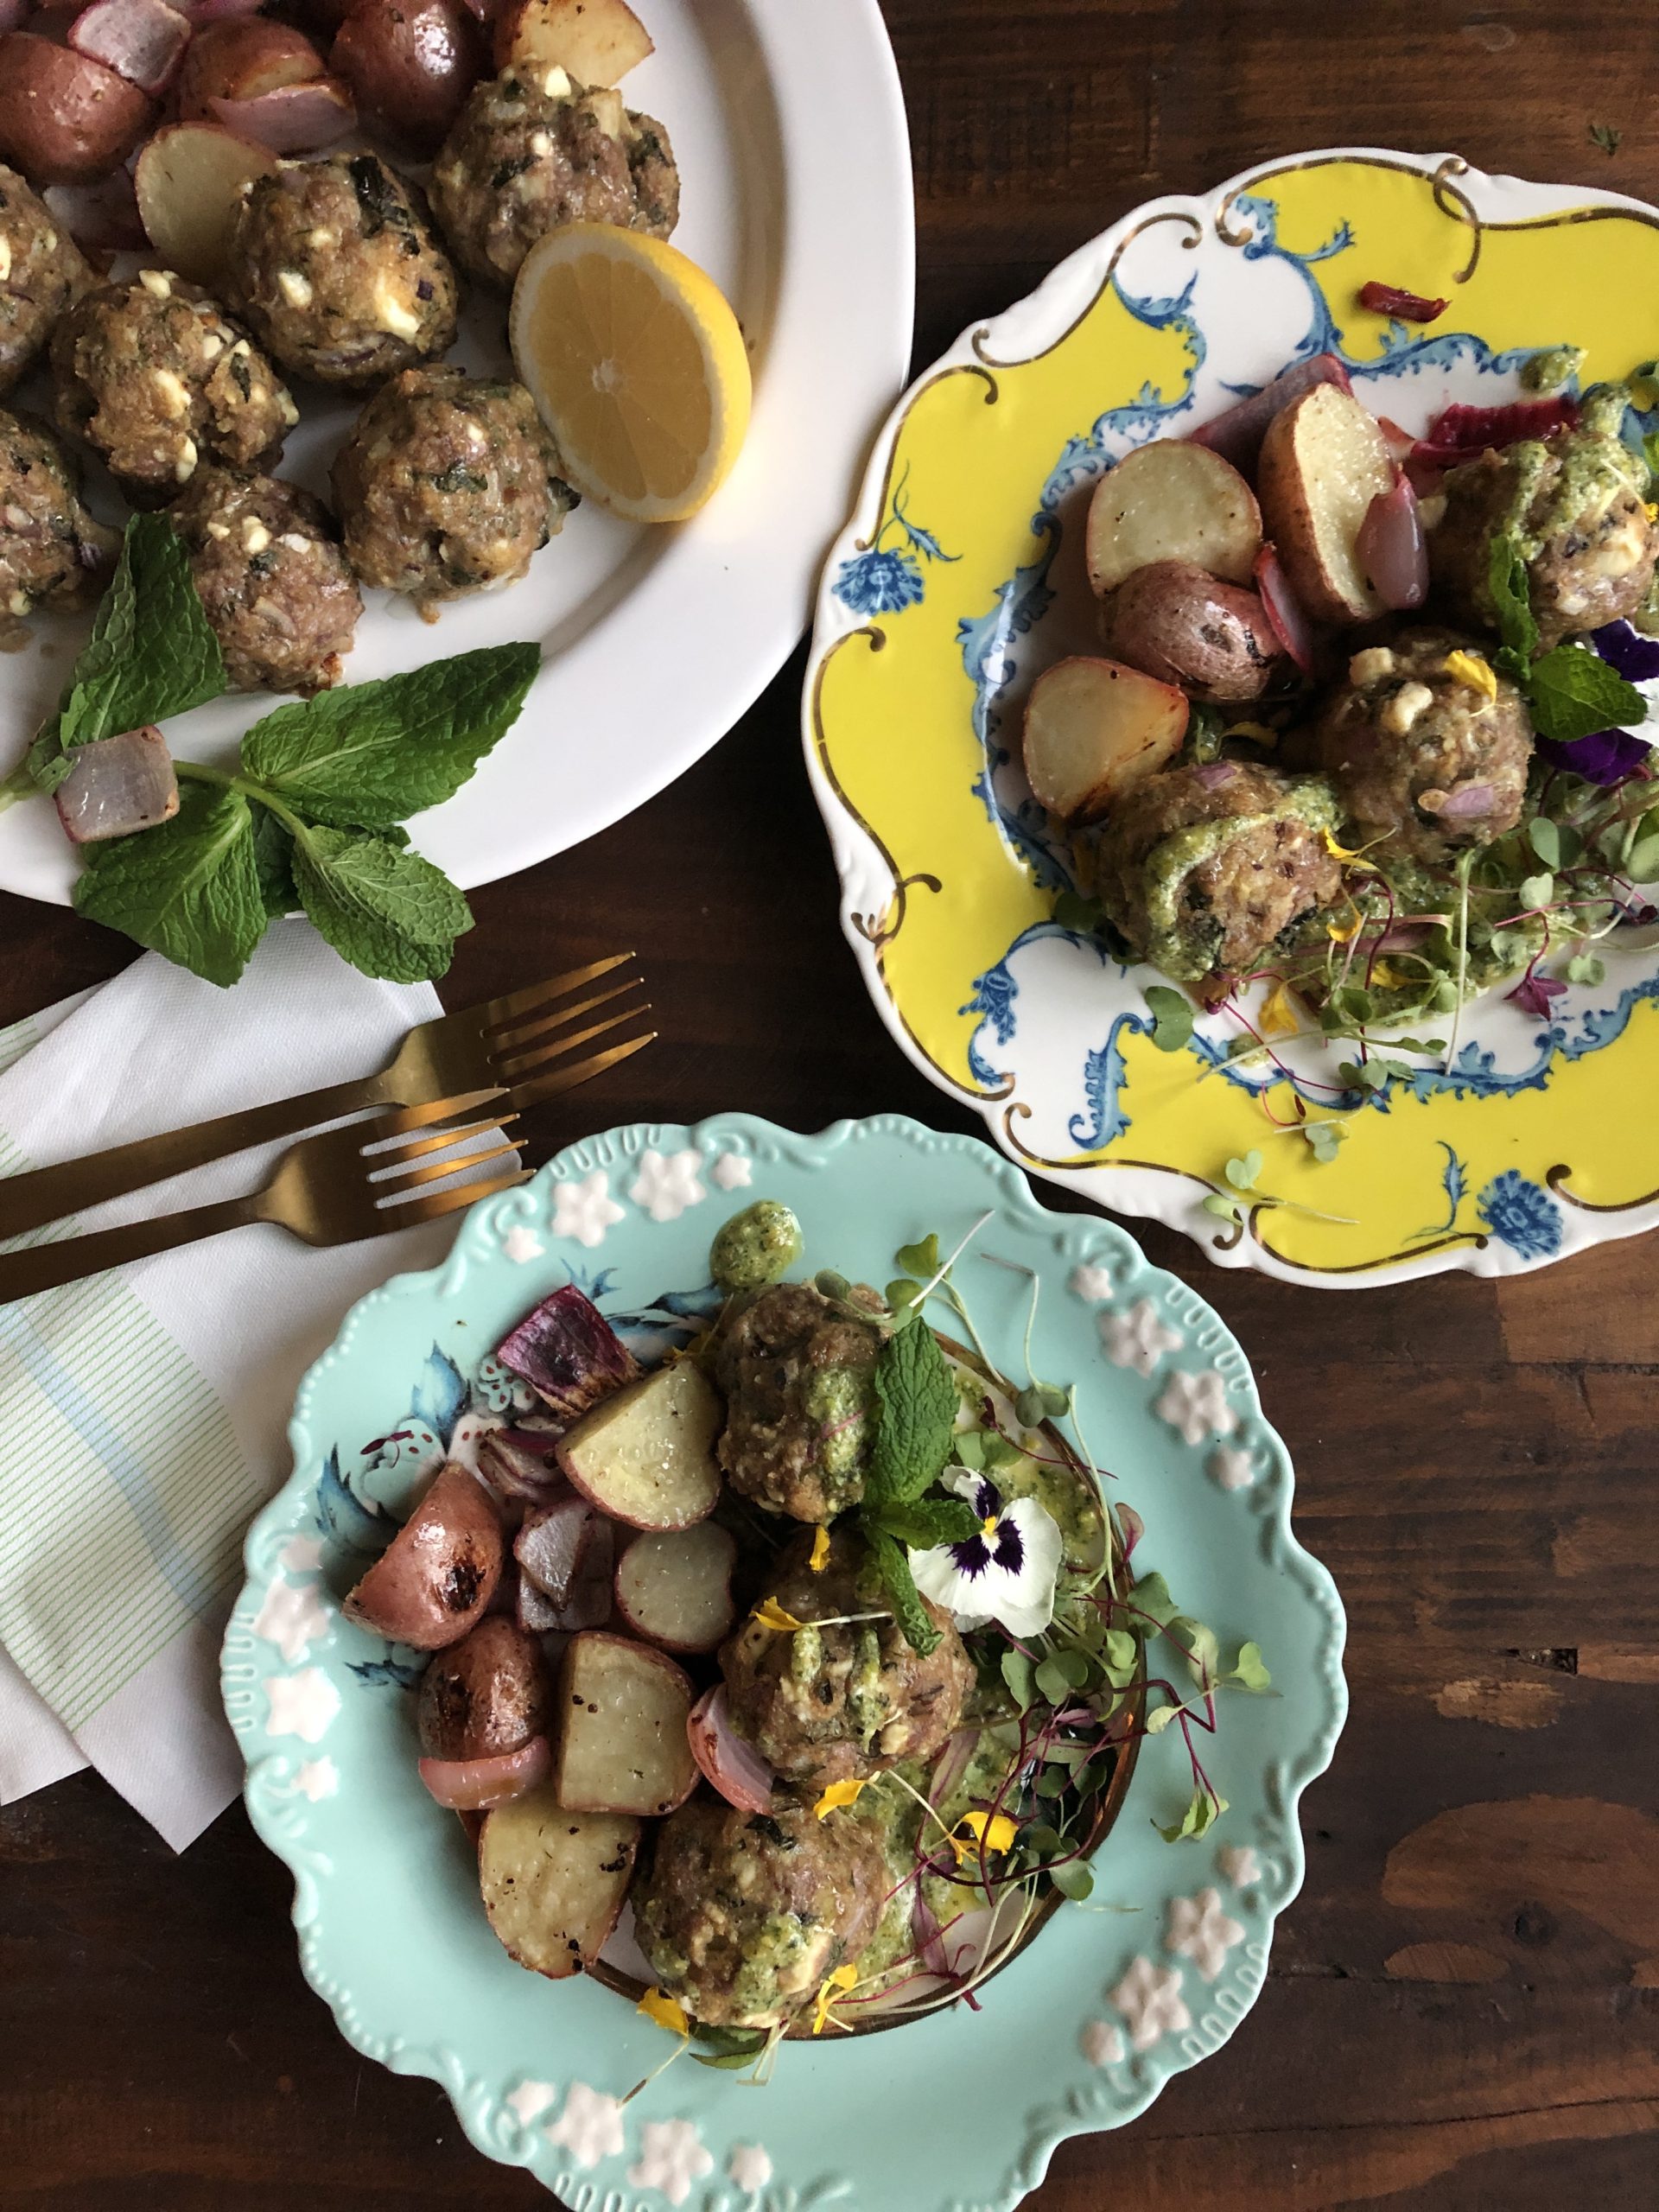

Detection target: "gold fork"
[0, 954, 645, 1243]
[0, 1026, 654, 1304]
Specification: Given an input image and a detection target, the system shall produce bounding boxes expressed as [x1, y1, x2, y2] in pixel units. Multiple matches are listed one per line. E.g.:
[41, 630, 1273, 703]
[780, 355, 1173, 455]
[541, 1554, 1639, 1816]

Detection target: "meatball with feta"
[171, 468, 362, 696]
[0, 406, 116, 625]
[0, 165, 91, 397]
[50, 270, 296, 507]
[1429, 389, 1659, 651]
[711, 1281, 887, 1524]
[431, 67, 679, 289]
[633, 1796, 890, 2030]
[1089, 760, 1344, 986]
[721, 1529, 973, 1789]
[331, 365, 575, 614]
[227, 155, 458, 391]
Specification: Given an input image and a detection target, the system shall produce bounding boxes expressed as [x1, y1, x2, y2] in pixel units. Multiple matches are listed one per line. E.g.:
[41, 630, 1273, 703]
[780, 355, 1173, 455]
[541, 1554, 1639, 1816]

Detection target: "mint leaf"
[32, 515, 224, 793]
[241, 645, 540, 830]
[864, 1316, 958, 1508]
[73, 780, 265, 987]
[868, 1496, 979, 1551]
[292, 824, 471, 982]
[863, 1527, 939, 1656]
[1525, 645, 1646, 745]
[1144, 983, 1194, 1052]
[250, 807, 297, 920]
[1487, 531, 1538, 671]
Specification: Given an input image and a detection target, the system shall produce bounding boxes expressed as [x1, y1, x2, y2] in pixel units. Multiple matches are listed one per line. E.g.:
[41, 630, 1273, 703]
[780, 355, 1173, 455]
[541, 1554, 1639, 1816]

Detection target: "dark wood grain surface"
[4, 3, 1659, 2205]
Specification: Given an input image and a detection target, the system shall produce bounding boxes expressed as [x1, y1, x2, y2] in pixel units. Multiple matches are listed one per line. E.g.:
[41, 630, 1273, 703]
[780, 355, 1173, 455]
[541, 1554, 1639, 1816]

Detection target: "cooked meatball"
[1429, 393, 1659, 651]
[171, 467, 362, 695]
[331, 365, 575, 613]
[431, 67, 679, 289]
[1316, 630, 1533, 860]
[0, 165, 91, 397]
[0, 406, 115, 623]
[721, 1529, 973, 1789]
[228, 155, 458, 390]
[50, 270, 296, 506]
[711, 1281, 885, 1523]
[1090, 760, 1344, 985]
[633, 1796, 890, 2028]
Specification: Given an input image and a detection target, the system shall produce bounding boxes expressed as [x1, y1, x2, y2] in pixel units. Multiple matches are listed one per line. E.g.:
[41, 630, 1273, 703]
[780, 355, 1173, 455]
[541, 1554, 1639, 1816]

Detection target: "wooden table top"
[4, 4, 1658, 2206]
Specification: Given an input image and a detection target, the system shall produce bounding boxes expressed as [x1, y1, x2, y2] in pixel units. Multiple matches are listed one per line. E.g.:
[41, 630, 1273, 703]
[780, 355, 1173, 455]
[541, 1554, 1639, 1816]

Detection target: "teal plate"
[224, 1113, 1346, 2212]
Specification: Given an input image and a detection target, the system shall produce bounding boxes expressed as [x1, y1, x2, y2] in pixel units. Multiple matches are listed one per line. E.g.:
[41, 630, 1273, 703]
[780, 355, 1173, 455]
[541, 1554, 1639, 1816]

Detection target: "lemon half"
[510, 223, 753, 524]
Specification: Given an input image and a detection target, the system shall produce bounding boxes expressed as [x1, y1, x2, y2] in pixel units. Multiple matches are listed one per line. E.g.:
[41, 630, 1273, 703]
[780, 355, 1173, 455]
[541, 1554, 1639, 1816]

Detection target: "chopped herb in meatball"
[172, 467, 362, 696]
[0, 406, 116, 626]
[0, 164, 91, 397]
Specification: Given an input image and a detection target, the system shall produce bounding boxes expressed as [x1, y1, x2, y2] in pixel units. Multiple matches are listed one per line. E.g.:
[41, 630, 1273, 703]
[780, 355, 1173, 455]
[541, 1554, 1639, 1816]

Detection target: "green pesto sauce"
[844, 1625, 889, 1743]
[1482, 409, 1644, 563]
[709, 1200, 804, 1293]
[728, 1911, 815, 2019]
[790, 1622, 823, 1685]
[804, 1364, 873, 1482]
[1140, 777, 1342, 981]
[1521, 345, 1585, 397]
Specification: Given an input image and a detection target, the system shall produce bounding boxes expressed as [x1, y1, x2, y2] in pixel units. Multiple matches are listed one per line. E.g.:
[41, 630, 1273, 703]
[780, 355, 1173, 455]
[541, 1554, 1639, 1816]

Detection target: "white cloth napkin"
[0, 925, 464, 1849]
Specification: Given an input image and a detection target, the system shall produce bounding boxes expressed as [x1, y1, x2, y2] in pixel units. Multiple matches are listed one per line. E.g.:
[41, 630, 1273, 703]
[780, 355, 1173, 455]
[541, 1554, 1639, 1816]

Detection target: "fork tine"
[479, 953, 635, 1031]
[369, 1110, 520, 1172]
[493, 1001, 652, 1084]
[385, 1166, 532, 1230]
[486, 974, 645, 1056]
[376, 1136, 524, 1196]
[371, 1088, 505, 1139]
[509, 1027, 656, 1111]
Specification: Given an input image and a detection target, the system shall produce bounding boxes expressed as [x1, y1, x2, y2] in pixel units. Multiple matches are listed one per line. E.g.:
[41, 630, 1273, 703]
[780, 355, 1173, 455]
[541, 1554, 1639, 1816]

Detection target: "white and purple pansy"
[910, 1470, 1064, 1638]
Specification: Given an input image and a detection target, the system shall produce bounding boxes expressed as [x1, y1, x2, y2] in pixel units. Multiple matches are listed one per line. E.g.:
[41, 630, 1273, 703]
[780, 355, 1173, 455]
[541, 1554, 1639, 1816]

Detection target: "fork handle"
[0, 1072, 387, 1243]
[0, 1190, 266, 1302]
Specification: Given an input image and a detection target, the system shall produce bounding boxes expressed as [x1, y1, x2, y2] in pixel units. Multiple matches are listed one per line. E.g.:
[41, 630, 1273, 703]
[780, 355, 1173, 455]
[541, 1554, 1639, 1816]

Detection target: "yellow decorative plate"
[804, 149, 1659, 1287]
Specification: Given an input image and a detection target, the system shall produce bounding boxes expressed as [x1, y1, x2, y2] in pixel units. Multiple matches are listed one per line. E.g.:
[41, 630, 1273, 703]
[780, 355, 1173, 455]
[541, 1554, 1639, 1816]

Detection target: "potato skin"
[343, 1460, 505, 1649]
[416, 1617, 549, 1760]
[0, 34, 155, 186]
[1100, 559, 1281, 702]
[1256, 384, 1391, 625]
[175, 19, 327, 117]
[331, 0, 481, 156]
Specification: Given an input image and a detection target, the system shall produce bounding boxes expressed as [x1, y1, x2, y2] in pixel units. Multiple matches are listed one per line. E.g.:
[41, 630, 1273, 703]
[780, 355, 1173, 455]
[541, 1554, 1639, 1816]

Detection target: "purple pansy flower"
[911, 1471, 1063, 1639]
[1591, 620, 1659, 683]
[1535, 728, 1654, 785]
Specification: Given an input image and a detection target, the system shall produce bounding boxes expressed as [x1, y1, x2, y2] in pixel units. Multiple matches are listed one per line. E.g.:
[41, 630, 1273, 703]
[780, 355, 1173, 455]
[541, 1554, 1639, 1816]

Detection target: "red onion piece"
[1413, 396, 1577, 471]
[514, 1494, 598, 1607]
[1432, 781, 1497, 821]
[42, 168, 143, 251]
[687, 1685, 775, 1815]
[54, 725, 178, 844]
[1374, 413, 1416, 466]
[495, 1284, 641, 1421]
[477, 1427, 569, 1507]
[1192, 760, 1239, 790]
[68, 0, 189, 91]
[1187, 353, 1352, 474]
[1357, 281, 1447, 323]
[208, 74, 354, 150]
[1252, 545, 1317, 675]
[1357, 474, 1427, 611]
[418, 1734, 550, 1810]
[1371, 918, 1446, 953]
[929, 1726, 978, 1807]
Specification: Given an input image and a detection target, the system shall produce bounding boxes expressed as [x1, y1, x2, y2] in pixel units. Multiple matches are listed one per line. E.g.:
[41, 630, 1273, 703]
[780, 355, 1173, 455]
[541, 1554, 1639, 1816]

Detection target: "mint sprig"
[863, 1318, 958, 1510]
[1487, 530, 1647, 742]
[74, 781, 264, 988]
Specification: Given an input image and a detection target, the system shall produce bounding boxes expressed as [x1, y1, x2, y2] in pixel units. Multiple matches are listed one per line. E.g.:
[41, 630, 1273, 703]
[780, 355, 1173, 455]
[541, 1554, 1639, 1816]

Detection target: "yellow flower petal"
[950, 1808, 1020, 1865]
[809, 1525, 831, 1573]
[1442, 649, 1497, 702]
[810, 1963, 860, 2035]
[1326, 903, 1364, 945]
[1368, 960, 1409, 988]
[1223, 720, 1278, 747]
[1322, 828, 1373, 864]
[638, 1987, 690, 2037]
[1258, 979, 1300, 1039]
[814, 1777, 868, 1819]
[752, 1598, 807, 1633]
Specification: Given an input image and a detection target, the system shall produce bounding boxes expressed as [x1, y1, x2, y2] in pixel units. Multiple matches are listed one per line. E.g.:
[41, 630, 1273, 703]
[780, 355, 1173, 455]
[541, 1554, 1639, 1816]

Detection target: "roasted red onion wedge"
[417, 1734, 550, 1809]
[208, 74, 354, 149]
[494, 1284, 641, 1421]
[477, 1427, 569, 1507]
[1252, 544, 1317, 675]
[54, 725, 179, 844]
[1357, 474, 1427, 610]
[68, 0, 192, 92]
[514, 1495, 599, 1608]
[686, 1684, 775, 1814]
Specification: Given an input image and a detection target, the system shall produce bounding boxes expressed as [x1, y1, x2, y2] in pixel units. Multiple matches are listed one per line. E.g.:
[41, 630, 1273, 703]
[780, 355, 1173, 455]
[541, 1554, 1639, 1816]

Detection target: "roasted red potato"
[479, 1783, 639, 1978]
[490, 0, 651, 81]
[1099, 559, 1283, 702]
[554, 1630, 697, 1817]
[1022, 653, 1189, 824]
[342, 1460, 505, 1649]
[134, 118, 276, 282]
[0, 32, 155, 183]
[331, 0, 480, 155]
[175, 16, 328, 116]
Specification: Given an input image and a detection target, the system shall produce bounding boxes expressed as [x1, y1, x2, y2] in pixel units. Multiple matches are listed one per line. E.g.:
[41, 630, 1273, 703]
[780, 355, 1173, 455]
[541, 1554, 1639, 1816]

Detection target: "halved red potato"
[0, 33, 155, 183]
[1022, 654, 1188, 824]
[342, 1460, 504, 1649]
[175, 16, 327, 115]
[1100, 560, 1282, 703]
[1256, 383, 1395, 626]
[331, 0, 480, 154]
[555, 1362, 722, 1532]
[554, 1630, 697, 1817]
[479, 1783, 639, 1978]
[613, 1522, 737, 1655]
[69, 0, 192, 94]
[418, 1732, 550, 1810]
[491, 0, 651, 81]
[416, 1615, 549, 1761]
[1085, 440, 1262, 597]
[135, 119, 276, 284]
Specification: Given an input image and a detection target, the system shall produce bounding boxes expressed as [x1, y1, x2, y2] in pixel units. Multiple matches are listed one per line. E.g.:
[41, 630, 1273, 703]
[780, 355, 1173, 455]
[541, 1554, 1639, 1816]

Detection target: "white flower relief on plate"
[505, 2080, 557, 2127]
[1208, 1445, 1255, 1491]
[1067, 1261, 1115, 1302]
[711, 1150, 753, 1192]
[251, 1575, 331, 1664]
[503, 1224, 545, 1264]
[1166, 1887, 1245, 1982]
[1080, 2019, 1125, 2068]
[726, 2141, 773, 2193]
[544, 2082, 625, 2169]
[291, 1758, 338, 1802]
[1099, 1297, 1183, 1377]
[552, 1170, 626, 1249]
[277, 1535, 322, 1574]
[1217, 1842, 1261, 1889]
[629, 1147, 708, 1223]
[628, 2116, 714, 2204]
[1154, 1368, 1239, 1446]
[1110, 1955, 1191, 2053]
[264, 1668, 340, 1745]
